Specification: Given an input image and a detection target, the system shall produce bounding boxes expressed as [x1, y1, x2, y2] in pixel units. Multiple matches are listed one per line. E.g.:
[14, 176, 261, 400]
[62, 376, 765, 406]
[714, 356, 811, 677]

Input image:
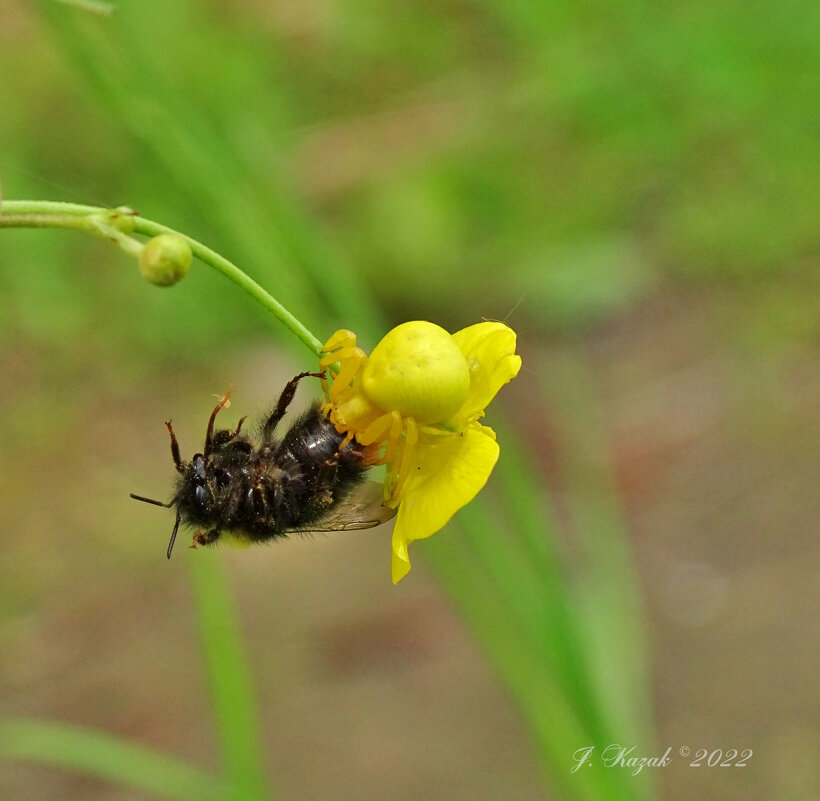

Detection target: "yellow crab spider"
[320, 329, 429, 503]
[319, 320, 521, 582]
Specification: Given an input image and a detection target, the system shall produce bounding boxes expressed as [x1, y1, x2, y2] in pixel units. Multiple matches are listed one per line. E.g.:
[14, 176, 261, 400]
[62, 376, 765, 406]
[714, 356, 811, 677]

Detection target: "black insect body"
[131, 371, 396, 558]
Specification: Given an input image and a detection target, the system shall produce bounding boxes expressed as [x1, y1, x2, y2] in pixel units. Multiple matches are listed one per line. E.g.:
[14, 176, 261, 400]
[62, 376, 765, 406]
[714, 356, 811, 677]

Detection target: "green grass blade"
[541, 350, 654, 756]
[471, 427, 612, 740]
[421, 382, 658, 801]
[424, 530, 641, 801]
[49, 0, 113, 15]
[188, 553, 269, 801]
[0, 717, 224, 801]
[453, 498, 605, 739]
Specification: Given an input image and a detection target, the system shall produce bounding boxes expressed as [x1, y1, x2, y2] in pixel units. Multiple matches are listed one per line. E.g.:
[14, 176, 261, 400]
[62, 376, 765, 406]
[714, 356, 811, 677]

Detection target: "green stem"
[0, 200, 323, 356]
[0, 214, 97, 230]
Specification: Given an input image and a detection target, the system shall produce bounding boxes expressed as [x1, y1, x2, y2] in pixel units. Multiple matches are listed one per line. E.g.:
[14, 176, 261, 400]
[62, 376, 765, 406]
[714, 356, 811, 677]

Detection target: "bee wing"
[289, 481, 397, 533]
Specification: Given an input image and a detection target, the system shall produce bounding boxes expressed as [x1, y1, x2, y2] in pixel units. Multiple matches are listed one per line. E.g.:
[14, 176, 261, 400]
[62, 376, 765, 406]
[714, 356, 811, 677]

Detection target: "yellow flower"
[320, 321, 521, 583]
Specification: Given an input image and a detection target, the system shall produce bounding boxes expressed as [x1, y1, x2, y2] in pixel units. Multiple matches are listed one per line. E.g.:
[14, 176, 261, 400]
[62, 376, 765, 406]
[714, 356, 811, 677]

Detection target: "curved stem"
[132, 216, 322, 354]
[0, 200, 323, 356]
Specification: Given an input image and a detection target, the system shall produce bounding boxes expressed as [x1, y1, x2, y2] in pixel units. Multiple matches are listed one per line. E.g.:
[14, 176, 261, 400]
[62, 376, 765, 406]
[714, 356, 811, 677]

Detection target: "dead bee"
[130, 371, 396, 558]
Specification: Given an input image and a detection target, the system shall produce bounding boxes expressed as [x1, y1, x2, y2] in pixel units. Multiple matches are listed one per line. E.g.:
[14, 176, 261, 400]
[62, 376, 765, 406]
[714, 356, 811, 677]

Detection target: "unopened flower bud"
[139, 234, 192, 287]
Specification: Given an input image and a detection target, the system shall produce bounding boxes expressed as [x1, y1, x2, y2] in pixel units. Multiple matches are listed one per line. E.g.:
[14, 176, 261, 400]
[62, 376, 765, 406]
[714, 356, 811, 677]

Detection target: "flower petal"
[390, 423, 500, 583]
[451, 322, 521, 423]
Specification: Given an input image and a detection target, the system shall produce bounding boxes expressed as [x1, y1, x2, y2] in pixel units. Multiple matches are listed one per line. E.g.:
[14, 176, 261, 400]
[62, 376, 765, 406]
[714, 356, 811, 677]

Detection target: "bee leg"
[309, 454, 340, 515]
[204, 389, 233, 457]
[316, 453, 340, 485]
[190, 529, 220, 549]
[263, 370, 326, 441]
[165, 420, 185, 473]
[209, 416, 251, 454]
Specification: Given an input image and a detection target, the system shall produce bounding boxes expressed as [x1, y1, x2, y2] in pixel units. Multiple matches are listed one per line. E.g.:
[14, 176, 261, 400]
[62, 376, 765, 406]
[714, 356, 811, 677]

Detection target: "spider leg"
[389, 417, 418, 502]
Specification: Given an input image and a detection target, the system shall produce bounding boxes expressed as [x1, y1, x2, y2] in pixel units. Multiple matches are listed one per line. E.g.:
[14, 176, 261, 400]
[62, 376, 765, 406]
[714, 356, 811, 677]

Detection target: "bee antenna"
[130, 493, 173, 508]
[167, 511, 181, 560]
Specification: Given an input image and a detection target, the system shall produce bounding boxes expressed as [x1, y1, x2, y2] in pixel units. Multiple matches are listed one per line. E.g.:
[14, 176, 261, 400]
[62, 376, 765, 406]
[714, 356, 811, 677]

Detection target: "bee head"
[179, 453, 216, 520]
[131, 451, 215, 560]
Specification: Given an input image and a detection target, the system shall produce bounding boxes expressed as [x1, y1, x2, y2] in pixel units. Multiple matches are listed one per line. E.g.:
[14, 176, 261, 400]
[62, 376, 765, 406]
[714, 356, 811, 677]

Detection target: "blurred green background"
[1, 1, 818, 800]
